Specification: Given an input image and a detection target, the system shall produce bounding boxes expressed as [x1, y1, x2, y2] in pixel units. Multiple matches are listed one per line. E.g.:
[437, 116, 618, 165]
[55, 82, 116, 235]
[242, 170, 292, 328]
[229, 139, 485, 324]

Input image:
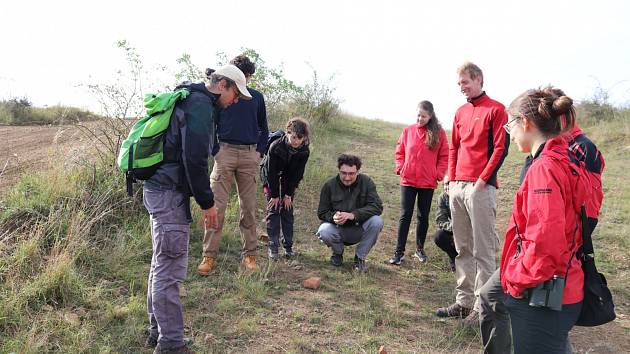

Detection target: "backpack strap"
[579, 204, 594, 261]
[126, 143, 135, 196]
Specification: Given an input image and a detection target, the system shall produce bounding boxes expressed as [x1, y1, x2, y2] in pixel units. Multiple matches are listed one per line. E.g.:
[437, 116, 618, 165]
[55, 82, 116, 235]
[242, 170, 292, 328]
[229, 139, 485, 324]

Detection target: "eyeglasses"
[503, 116, 521, 134]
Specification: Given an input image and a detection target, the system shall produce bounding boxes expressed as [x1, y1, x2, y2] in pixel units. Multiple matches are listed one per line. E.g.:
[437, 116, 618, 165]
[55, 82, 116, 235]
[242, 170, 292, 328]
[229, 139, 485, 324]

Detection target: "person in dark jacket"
[432, 190, 458, 272]
[198, 54, 269, 274]
[262, 117, 311, 259]
[316, 154, 384, 273]
[143, 64, 250, 354]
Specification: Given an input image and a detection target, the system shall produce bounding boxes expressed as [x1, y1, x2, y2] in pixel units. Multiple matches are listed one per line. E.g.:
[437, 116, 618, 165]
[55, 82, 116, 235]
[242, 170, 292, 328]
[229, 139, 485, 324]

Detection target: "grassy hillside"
[0, 110, 628, 353]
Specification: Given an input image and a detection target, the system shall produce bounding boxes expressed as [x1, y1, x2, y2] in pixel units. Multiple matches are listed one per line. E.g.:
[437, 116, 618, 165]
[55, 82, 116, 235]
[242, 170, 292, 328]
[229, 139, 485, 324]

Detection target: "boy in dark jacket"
[262, 117, 311, 259]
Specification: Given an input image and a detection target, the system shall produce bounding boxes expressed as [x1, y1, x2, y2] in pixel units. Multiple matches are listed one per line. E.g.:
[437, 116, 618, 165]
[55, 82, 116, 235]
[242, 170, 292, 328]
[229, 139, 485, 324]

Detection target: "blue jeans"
[144, 185, 190, 349]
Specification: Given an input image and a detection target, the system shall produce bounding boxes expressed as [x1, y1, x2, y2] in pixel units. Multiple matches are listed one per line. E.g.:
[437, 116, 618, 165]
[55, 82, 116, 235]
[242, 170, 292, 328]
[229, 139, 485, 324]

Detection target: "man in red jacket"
[436, 62, 509, 324]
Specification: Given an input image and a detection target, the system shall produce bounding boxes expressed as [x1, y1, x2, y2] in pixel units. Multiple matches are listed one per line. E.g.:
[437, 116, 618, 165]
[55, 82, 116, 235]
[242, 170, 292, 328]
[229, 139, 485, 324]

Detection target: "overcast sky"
[1, 0, 628, 127]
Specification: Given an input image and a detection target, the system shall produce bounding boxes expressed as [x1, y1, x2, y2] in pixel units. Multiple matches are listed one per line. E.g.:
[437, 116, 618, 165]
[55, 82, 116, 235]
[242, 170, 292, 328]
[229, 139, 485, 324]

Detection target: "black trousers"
[433, 229, 457, 261]
[395, 186, 434, 254]
[505, 296, 582, 354]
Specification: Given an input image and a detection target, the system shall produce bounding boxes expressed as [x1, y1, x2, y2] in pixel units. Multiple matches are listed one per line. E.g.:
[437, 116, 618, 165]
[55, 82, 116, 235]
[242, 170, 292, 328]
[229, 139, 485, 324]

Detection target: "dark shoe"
[353, 257, 368, 273]
[330, 253, 343, 267]
[414, 248, 428, 263]
[284, 248, 294, 259]
[268, 247, 279, 261]
[153, 344, 194, 354]
[388, 252, 404, 265]
[436, 303, 471, 318]
[449, 259, 456, 272]
[145, 335, 158, 348]
[462, 310, 480, 328]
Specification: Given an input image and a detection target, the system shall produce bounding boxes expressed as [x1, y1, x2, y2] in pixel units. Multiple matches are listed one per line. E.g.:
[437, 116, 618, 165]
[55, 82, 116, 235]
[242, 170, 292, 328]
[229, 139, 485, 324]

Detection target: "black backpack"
[259, 130, 285, 186]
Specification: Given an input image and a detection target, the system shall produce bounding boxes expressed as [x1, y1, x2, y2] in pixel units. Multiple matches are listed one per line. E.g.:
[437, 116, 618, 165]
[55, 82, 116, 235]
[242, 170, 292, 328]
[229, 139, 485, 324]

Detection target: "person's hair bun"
[205, 68, 215, 79]
[552, 96, 573, 115]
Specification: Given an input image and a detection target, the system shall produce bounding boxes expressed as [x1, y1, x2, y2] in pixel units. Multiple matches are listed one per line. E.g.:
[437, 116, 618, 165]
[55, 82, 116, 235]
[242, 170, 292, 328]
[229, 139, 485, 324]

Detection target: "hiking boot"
[330, 253, 343, 267]
[153, 344, 194, 354]
[284, 249, 294, 259]
[268, 248, 279, 261]
[449, 259, 456, 272]
[436, 303, 471, 318]
[414, 248, 428, 263]
[242, 255, 259, 271]
[388, 252, 404, 265]
[196, 256, 215, 275]
[353, 256, 368, 273]
[463, 310, 480, 328]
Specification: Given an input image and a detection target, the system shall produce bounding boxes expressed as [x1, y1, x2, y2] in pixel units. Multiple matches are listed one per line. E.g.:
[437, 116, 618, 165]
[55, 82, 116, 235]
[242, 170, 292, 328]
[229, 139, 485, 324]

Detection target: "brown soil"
[0, 124, 93, 195]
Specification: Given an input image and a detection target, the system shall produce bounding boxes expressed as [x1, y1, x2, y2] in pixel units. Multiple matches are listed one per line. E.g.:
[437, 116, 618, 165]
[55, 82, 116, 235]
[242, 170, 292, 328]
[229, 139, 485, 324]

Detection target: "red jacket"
[500, 136, 587, 304]
[448, 93, 509, 187]
[395, 125, 448, 189]
[567, 126, 605, 218]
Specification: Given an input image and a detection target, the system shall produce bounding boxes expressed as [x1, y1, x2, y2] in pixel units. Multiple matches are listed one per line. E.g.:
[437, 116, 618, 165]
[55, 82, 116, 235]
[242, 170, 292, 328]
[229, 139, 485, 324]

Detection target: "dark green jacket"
[317, 174, 383, 226]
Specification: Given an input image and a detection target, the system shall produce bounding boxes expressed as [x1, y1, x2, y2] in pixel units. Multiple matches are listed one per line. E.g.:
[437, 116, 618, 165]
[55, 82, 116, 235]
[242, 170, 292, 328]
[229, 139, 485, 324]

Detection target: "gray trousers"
[316, 215, 383, 260]
[144, 186, 190, 349]
[479, 269, 512, 354]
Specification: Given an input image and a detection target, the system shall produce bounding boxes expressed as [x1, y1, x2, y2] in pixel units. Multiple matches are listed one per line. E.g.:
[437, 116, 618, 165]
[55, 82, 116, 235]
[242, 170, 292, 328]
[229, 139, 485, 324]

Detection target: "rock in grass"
[302, 277, 321, 290]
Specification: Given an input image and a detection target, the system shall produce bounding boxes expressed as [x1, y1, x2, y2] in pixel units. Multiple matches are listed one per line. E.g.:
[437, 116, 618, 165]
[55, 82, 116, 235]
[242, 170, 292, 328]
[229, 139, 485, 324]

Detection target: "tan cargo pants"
[449, 181, 499, 312]
[202, 143, 260, 258]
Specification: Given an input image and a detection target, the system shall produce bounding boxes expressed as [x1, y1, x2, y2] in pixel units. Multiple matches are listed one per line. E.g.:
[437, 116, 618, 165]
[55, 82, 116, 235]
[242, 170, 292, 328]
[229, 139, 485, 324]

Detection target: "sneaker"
[196, 256, 215, 275]
[268, 248, 279, 261]
[449, 259, 456, 272]
[463, 310, 480, 328]
[242, 255, 259, 271]
[414, 249, 428, 263]
[153, 344, 194, 354]
[284, 249, 294, 259]
[330, 253, 343, 267]
[388, 252, 404, 265]
[353, 256, 368, 273]
[436, 303, 471, 318]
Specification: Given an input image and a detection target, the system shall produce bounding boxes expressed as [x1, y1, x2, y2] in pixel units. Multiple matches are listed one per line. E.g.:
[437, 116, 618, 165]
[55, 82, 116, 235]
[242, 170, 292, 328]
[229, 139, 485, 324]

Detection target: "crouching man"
[316, 154, 384, 272]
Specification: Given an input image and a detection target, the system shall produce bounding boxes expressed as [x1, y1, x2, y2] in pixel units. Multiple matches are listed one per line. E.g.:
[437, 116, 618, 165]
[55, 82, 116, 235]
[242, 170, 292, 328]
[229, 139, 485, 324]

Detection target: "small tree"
[291, 68, 340, 124]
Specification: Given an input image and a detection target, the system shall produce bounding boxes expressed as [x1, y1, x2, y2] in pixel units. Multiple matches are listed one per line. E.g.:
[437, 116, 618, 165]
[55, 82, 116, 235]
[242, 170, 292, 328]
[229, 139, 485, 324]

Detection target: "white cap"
[213, 64, 252, 100]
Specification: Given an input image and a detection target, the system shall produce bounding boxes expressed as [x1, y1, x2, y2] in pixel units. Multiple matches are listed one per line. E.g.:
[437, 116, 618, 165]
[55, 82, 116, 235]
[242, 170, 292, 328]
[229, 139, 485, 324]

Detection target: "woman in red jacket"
[389, 101, 448, 265]
[500, 87, 587, 353]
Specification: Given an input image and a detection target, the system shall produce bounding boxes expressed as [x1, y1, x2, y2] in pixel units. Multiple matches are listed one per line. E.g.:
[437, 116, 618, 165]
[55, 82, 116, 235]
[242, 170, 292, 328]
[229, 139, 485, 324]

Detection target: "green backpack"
[117, 89, 190, 195]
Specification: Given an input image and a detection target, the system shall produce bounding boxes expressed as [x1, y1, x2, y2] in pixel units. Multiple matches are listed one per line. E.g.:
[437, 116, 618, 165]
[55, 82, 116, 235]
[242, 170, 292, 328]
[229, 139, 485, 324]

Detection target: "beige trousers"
[449, 181, 498, 312]
[202, 144, 260, 258]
